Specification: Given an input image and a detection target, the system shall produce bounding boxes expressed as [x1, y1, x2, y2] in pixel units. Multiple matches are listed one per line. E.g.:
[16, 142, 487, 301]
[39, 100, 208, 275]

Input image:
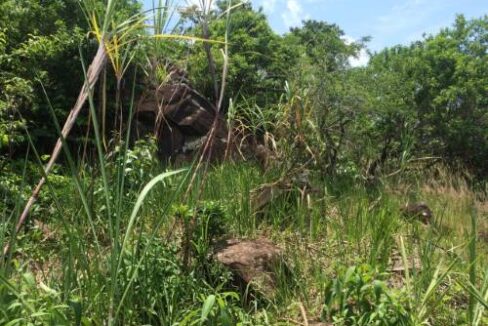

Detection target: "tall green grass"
[2, 135, 488, 324]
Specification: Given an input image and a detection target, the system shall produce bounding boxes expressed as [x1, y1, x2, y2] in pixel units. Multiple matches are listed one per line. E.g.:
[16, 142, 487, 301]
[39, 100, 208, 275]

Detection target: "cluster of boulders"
[132, 64, 279, 168]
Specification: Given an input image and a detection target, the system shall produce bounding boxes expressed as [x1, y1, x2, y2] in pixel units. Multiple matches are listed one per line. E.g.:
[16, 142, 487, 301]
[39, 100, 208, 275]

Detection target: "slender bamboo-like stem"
[199, 0, 220, 103]
[3, 43, 107, 256]
[202, 21, 219, 102]
[469, 201, 478, 323]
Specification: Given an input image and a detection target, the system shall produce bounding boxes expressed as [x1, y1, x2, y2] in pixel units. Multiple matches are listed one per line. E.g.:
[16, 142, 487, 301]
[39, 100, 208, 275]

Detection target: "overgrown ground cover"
[1, 145, 488, 325]
[1, 0, 488, 325]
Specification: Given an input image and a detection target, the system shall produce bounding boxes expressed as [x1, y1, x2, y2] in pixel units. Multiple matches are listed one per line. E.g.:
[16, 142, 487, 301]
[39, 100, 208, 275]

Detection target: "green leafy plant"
[0, 271, 72, 325]
[179, 291, 250, 326]
[107, 137, 159, 190]
[173, 201, 228, 272]
[322, 264, 412, 325]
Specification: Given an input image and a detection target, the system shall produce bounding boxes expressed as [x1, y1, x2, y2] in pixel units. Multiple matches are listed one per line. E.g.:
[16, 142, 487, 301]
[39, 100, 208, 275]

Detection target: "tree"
[184, 0, 290, 106]
[0, 0, 140, 155]
[364, 15, 488, 177]
[281, 20, 368, 175]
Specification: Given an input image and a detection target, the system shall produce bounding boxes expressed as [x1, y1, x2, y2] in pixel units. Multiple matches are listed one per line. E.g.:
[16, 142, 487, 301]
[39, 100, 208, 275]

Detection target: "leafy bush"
[322, 264, 412, 325]
[179, 292, 253, 325]
[0, 271, 73, 325]
[173, 201, 228, 275]
[107, 137, 160, 191]
[0, 159, 67, 215]
[119, 238, 191, 324]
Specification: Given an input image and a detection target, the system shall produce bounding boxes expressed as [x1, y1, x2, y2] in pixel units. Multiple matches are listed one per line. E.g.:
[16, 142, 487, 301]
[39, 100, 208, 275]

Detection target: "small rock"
[401, 202, 433, 224]
[388, 252, 422, 274]
[213, 238, 283, 293]
[478, 230, 488, 244]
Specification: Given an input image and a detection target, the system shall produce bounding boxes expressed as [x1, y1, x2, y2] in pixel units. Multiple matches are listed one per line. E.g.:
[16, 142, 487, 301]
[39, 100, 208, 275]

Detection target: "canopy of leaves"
[362, 15, 488, 176]
[183, 1, 291, 106]
[0, 0, 140, 154]
[0, 0, 487, 179]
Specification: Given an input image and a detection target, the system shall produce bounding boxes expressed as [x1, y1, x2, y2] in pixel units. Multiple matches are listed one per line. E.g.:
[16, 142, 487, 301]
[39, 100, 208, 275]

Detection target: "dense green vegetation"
[1, 0, 487, 325]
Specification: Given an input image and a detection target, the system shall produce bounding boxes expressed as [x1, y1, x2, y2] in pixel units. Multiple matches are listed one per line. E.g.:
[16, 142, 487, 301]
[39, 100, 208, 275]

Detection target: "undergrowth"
[1, 147, 487, 325]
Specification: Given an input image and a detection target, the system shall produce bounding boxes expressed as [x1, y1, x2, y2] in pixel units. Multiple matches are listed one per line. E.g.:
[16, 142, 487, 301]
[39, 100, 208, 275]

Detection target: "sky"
[143, 0, 488, 65]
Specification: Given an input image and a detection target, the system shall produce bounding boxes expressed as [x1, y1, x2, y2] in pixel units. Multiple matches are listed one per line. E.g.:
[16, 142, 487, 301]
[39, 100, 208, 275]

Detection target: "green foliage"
[179, 292, 252, 325]
[108, 137, 160, 190]
[2, 1, 488, 325]
[288, 20, 365, 70]
[0, 0, 140, 154]
[118, 238, 195, 324]
[0, 77, 30, 149]
[362, 15, 488, 177]
[270, 20, 369, 176]
[173, 200, 228, 276]
[0, 158, 72, 220]
[185, 1, 290, 105]
[194, 200, 228, 240]
[322, 265, 412, 325]
[260, 14, 488, 179]
[0, 271, 72, 325]
[0, 0, 88, 152]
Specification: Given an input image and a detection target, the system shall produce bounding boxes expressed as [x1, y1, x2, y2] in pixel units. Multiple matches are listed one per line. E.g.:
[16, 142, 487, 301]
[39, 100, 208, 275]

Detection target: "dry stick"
[3, 43, 107, 256]
[101, 67, 108, 150]
[190, 7, 231, 195]
[299, 302, 309, 326]
[80, 104, 92, 169]
[183, 50, 229, 199]
[184, 0, 226, 193]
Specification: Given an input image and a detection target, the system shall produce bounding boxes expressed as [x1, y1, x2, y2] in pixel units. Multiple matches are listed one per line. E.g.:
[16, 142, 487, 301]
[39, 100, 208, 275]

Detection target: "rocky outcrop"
[133, 67, 227, 162]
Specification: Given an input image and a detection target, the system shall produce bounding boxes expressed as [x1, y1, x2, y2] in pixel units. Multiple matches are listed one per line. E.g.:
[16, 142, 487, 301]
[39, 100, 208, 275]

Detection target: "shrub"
[322, 264, 412, 325]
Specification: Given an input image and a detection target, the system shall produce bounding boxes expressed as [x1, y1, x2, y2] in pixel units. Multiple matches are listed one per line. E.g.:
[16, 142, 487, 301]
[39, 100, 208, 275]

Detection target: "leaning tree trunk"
[3, 43, 107, 256]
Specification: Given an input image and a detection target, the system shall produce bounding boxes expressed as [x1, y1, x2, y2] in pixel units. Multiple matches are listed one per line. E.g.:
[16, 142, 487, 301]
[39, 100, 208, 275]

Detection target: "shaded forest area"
[1, 1, 488, 325]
